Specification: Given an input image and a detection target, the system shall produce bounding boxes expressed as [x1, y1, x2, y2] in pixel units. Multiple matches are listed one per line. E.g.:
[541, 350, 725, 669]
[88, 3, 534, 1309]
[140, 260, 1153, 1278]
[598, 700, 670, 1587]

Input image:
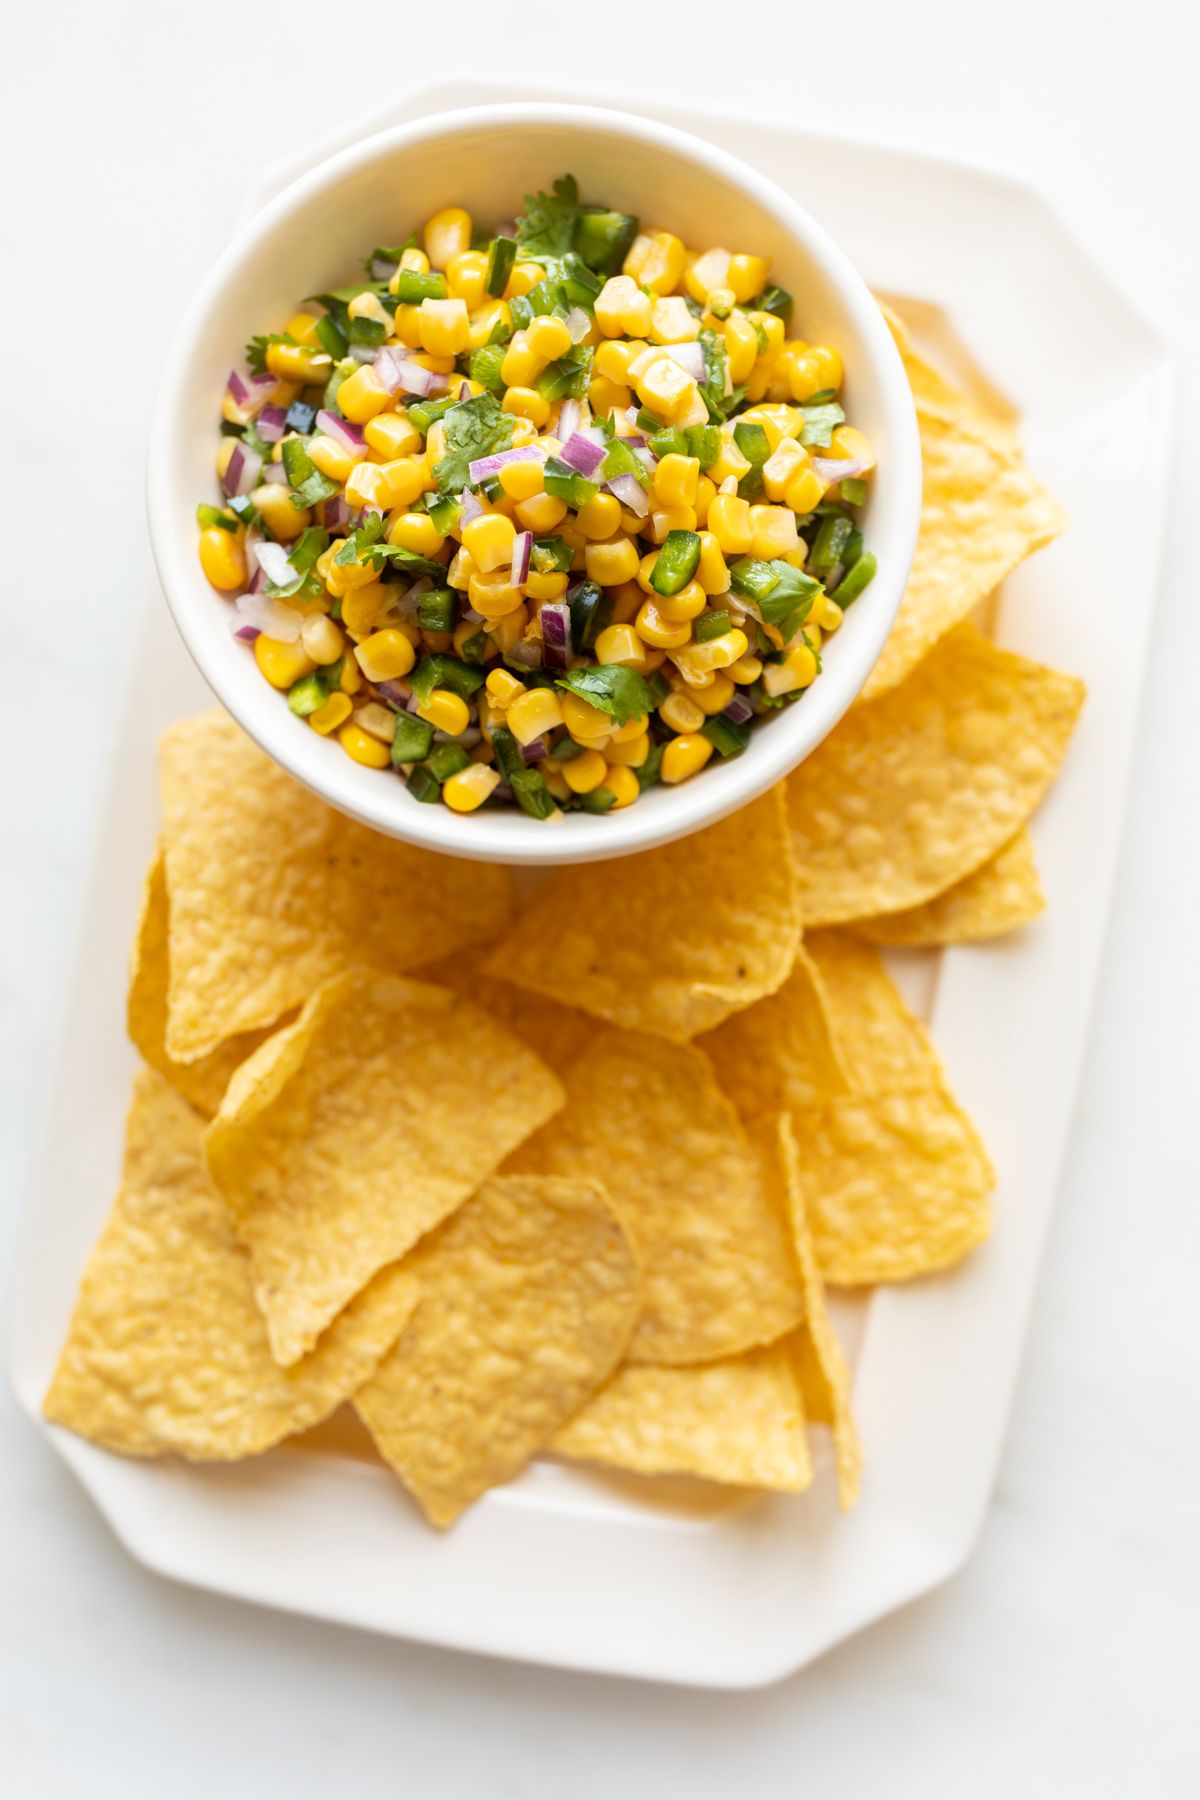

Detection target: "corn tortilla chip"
[159, 711, 513, 1062]
[508, 1027, 803, 1366]
[854, 829, 1044, 947]
[788, 625, 1085, 925]
[552, 1346, 812, 1492]
[44, 1069, 418, 1460]
[205, 970, 564, 1366]
[805, 930, 939, 1095]
[880, 299, 1024, 459]
[355, 1174, 640, 1527]
[768, 1116, 862, 1509]
[420, 943, 593, 1070]
[698, 939, 850, 1120]
[483, 787, 800, 1042]
[861, 404, 1064, 702]
[128, 847, 279, 1116]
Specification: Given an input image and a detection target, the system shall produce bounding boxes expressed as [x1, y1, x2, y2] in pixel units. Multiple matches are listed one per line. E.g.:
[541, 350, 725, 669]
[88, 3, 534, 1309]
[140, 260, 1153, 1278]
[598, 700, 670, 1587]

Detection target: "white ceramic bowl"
[147, 103, 920, 866]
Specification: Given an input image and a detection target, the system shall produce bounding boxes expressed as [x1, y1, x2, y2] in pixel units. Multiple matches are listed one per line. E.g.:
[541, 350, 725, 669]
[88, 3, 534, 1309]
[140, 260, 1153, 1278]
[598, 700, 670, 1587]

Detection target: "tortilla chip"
[698, 939, 850, 1120]
[355, 1174, 640, 1527]
[552, 1346, 812, 1492]
[127, 846, 278, 1116]
[787, 625, 1085, 925]
[44, 1068, 418, 1459]
[205, 970, 564, 1366]
[854, 829, 1044, 946]
[508, 1028, 804, 1366]
[768, 1116, 862, 1509]
[159, 711, 513, 1062]
[419, 942, 594, 1070]
[879, 299, 1024, 458]
[482, 787, 800, 1042]
[795, 934, 994, 1285]
[861, 406, 1065, 702]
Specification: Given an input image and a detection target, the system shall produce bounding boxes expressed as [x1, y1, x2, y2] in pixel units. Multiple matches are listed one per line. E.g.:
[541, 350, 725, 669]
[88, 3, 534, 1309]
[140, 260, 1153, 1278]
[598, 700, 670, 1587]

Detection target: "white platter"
[8, 78, 1174, 1689]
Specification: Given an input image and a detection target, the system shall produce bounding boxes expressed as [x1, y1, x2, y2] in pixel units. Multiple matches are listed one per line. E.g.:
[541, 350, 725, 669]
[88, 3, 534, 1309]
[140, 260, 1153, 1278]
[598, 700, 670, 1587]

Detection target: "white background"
[3, 2, 1198, 1794]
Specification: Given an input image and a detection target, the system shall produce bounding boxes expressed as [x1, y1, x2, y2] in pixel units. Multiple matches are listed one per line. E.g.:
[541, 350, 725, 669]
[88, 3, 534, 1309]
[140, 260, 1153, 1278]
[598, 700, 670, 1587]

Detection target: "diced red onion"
[315, 409, 366, 454]
[254, 540, 295, 587]
[234, 624, 261, 643]
[232, 590, 303, 641]
[723, 693, 754, 726]
[507, 637, 543, 669]
[494, 218, 517, 238]
[257, 405, 288, 442]
[511, 530, 532, 585]
[810, 456, 873, 485]
[260, 462, 289, 485]
[349, 343, 379, 365]
[622, 432, 648, 449]
[467, 443, 544, 482]
[493, 782, 514, 804]
[556, 398, 583, 444]
[521, 737, 549, 762]
[607, 472, 649, 518]
[633, 444, 658, 472]
[320, 493, 357, 532]
[564, 307, 591, 344]
[374, 348, 443, 398]
[539, 602, 571, 670]
[222, 442, 262, 498]
[458, 488, 486, 525]
[226, 369, 277, 413]
[374, 680, 411, 708]
[463, 606, 485, 625]
[458, 379, 471, 401]
[247, 564, 266, 595]
[372, 346, 406, 394]
[560, 432, 606, 479]
[662, 341, 705, 381]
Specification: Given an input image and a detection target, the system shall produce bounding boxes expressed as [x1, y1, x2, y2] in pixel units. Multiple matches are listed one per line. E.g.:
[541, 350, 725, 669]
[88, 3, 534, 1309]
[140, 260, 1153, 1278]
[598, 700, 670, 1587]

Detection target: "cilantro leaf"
[245, 332, 296, 376]
[556, 664, 654, 727]
[798, 401, 846, 448]
[515, 174, 581, 261]
[729, 557, 819, 645]
[333, 511, 444, 578]
[432, 392, 514, 495]
[363, 236, 417, 278]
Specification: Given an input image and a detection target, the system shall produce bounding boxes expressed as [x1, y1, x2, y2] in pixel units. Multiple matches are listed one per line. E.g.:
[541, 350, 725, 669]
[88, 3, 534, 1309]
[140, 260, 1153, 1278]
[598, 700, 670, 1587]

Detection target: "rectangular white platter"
[8, 77, 1174, 1688]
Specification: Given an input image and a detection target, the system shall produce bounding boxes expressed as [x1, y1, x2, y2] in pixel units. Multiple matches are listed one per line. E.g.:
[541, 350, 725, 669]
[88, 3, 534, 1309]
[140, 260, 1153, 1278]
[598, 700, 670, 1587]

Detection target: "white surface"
[7, 76, 1174, 1688]
[2, 0, 1197, 1791]
[150, 102, 920, 865]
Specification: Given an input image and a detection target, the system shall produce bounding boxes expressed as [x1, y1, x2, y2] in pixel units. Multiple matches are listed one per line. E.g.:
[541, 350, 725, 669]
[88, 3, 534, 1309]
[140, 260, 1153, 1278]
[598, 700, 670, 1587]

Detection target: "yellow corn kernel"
[648, 297, 700, 345]
[254, 634, 316, 690]
[336, 721, 391, 768]
[283, 311, 322, 346]
[468, 569, 524, 620]
[336, 363, 391, 423]
[593, 338, 641, 383]
[729, 653, 764, 685]
[748, 311, 786, 363]
[595, 275, 653, 337]
[761, 436, 806, 501]
[636, 550, 661, 595]
[653, 454, 700, 509]
[397, 246, 431, 275]
[605, 730, 649, 769]
[661, 732, 713, 784]
[749, 504, 800, 560]
[347, 291, 391, 331]
[592, 623, 641, 666]
[215, 439, 238, 483]
[588, 376, 633, 416]
[445, 249, 488, 309]
[354, 701, 398, 743]
[574, 493, 622, 540]
[253, 484, 312, 540]
[608, 579, 644, 625]
[387, 512, 446, 557]
[562, 747, 609, 794]
[585, 536, 641, 586]
[656, 578, 707, 623]
[806, 344, 844, 393]
[690, 533, 728, 597]
[603, 765, 640, 808]
[816, 596, 844, 634]
[462, 511, 516, 574]
[708, 438, 753, 491]
[442, 763, 500, 813]
[693, 474, 715, 527]
[306, 434, 356, 483]
[690, 672, 737, 716]
[417, 297, 470, 358]
[659, 689, 705, 734]
[498, 458, 544, 502]
[685, 247, 732, 303]
[485, 668, 525, 709]
[499, 331, 542, 389]
[265, 341, 331, 385]
[301, 613, 344, 665]
[515, 492, 568, 534]
[339, 657, 363, 695]
[198, 526, 246, 591]
[504, 260, 544, 300]
[785, 349, 839, 403]
[720, 309, 758, 386]
[339, 580, 388, 637]
[670, 629, 748, 685]
[610, 711, 649, 745]
[785, 465, 826, 513]
[507, 417, 538, 449]
[624, 230, 685, 295]
[707, 493, 755, 556]
[423, 206, 472, 269]
[467, 299, 511, 351]
[308, 691, 353, 736]
[762, 642, 819, 696]
[561, 691, 615, 744]
[392, 303, 423, 348]
[635, 355, 693, 419]
[507, 686, 564, 746]
[828, 424, 874, 470]
[415, 689, 471, 736]
[364, 412, 422, 460]
[354, 629, 416, 683]
[526, 314, 573, 362]
[524, 570, 569, 601]
[728, 253, 770, 303]
[502, 386, 551, 427]
[488, 602, 529, 655]
[377, 458, 429, 510]
[343, 462, 390, 512]
[649, 505, 697, 544]
[635, 599, 692, 650]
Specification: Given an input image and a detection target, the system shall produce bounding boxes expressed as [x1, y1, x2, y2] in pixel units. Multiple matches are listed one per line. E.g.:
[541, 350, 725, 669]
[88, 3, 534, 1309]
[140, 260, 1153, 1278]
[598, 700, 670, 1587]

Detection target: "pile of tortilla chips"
[44, 304, 1085, 1529]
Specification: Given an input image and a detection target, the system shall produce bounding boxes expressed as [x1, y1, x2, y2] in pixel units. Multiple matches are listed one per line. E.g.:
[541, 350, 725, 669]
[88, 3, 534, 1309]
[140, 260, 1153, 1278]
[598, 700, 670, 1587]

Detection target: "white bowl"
[147, 103, 920, 866]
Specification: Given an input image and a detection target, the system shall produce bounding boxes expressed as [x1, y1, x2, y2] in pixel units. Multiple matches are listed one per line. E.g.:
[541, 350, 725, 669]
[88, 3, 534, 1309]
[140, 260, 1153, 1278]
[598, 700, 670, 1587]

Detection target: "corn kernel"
[343, 461, 390, 511]
[308, 691, 353, 736]
[594, 338, 640, 383]
[648, 505, 697, 544]
[649, 296, 700, 345]
[500, 331, 543, 389]
[747, 312, 786, 362]
[488, 602, 529, 654]
[750, 503, 800, 560]
[526, 314, 573, 361]
[728, 253, 770, 303]
[670, 629, 748, 684]
[575, 493, 622, 539]
[387, 512, 445, 556]
[445, 249, 489, 309]
[605, 730, 649, 769]
[624, 230, 685, 295]
[762, 642, 819, 696]
[391, 303, 423, 348]
[354, 701, 397, 743]
[301, 613, 344, 665]
[587, 375, 632, 416]
[515, 492, 568, 534]
[729, 653, 764, 685]
[594, 623, 643, 665]
[661, 732, 713, 784]
[395, 247, 430, 275]
[254, 634, 315, 690]
[333, 722, 390, 768]
[462, 511, 516, 574]
[265, 341, 331, 385]
[608, 579, 645, 624]
[354, 629, 416, 683]
[198, 526, 246, 591]
[507, 686, 564, 746]
[417, 296, 469, 357]
[595, 275, 653, 337]
[604, 765, 640, 808]
[502, 386, 550, 427]
[610, 711, 649, 744]
[635, 599, 692, 650]
[693, 474, 715, 527]
[635, 355, 692, 418]
[485, 669, 525, 708]
[493, 460, 539, 505]
[652, 454, 700, 509]
[690, 672, 737, 715]
[307, 434, 357, 483]
[339, 657, 362, 695]
[416, 688, 471, 735]
[724, 309, 760, 384]
[347, 290, 391, 330]
[785, 466, 825, 513]
[562, 747, 608, 794]
[423, 206, 472, 269]
[363, 411, 422, 460]
[707, 493, 755, 555]
[561, 692, 615, 744]
[828, 424, 874, 469]
[468, 569, 524, 619]
[442, 763, 501, 812]
[336, 363, 391, 423]
[524, 570, 569, 601]
[692, 533, 728, 597]
[659, 689, 705, 734]
[340, 580, 388, 637]
[504, 261, 544, 300]
[685, 247, 732, 303]
[585, 536, 641, 586]
[656, 577, 707, 623]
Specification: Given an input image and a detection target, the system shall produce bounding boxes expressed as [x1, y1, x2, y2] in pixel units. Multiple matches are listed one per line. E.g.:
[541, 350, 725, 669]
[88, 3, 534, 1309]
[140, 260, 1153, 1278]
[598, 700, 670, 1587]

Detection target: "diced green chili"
[426, 743, 472, 783]
[484, 236, 517, 298]
[809, 513, 854, 577]
[286, 673, 328, 717]
[510, 768, 558, 819]
[701, 713, 751, 757]
[828, 551, 877, 607]
[683, 424, 721, 469]
[569, 580, 612, 653]
[390, 269, 447, 304]
[417, 588, 457, 633]
[649, 529, 702, 597]
[694, 609, 732, 643]
[406, 765, 442, 803]
[390, 712, 436, 766]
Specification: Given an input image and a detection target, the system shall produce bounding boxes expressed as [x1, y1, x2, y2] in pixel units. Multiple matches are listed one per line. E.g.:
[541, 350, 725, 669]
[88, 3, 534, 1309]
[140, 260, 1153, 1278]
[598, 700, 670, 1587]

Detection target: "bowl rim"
[146, 100, 921, 866]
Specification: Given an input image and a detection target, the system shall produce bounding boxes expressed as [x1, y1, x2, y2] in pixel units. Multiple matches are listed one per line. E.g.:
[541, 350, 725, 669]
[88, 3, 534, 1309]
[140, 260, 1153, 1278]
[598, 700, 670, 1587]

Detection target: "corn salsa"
[197, 176, 877, 819]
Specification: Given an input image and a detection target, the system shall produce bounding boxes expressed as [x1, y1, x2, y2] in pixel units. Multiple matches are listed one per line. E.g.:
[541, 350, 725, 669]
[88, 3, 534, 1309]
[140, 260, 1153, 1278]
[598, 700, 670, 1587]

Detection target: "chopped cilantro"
[433, 392, 514, 495]
[515, 174, 581, 261]
[245, 331, 297, 376]
[729, 557, 819, 644]
[333, 511, 444, 578]
[798, 401, 846, 448]
[556, 664, 654, 727]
